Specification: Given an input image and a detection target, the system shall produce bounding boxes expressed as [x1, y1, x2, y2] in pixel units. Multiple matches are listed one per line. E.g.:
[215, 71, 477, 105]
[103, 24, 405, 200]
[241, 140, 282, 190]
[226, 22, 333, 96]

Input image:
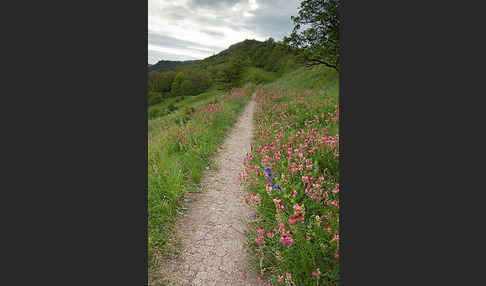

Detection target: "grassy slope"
[148, 65, 279, 121]
[148, 87, 226, 128]
[266, 65, 338, 97]
[148, 84, 255, 267]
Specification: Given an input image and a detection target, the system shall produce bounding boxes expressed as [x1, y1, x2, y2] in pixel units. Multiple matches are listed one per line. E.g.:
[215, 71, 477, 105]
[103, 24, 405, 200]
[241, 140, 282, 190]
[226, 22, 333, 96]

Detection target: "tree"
[171, 72, 185, 96]
[286, 0, 340, 71]
[148, 71, 161, 91]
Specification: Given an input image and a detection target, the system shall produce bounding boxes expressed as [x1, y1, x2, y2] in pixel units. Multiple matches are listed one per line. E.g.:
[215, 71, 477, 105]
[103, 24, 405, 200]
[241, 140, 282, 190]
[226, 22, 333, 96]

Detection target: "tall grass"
[148, 84, 255, 264]
[148, 87, 226, 120]
[241, 66, 339, 285]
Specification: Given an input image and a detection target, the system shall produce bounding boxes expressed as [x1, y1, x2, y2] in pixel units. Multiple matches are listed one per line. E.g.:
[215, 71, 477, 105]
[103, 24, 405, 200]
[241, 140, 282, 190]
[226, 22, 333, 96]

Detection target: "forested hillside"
[148, 59, 199, 73]
[147, 38, 303, 118]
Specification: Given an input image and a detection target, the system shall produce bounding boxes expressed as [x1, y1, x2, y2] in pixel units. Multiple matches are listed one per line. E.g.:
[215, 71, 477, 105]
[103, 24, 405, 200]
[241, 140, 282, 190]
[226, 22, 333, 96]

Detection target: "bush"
[148, 91, 163, 106]
[148, 106, 165, 119]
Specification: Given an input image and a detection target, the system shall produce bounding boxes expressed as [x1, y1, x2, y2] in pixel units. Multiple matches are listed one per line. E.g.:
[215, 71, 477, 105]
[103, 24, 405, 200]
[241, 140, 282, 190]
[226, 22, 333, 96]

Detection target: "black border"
[7, 1, 481, 285]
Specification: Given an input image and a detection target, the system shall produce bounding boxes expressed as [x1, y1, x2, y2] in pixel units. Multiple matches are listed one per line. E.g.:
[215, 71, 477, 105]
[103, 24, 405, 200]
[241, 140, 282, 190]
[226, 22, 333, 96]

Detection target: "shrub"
[148, 106, 165, 119]
[148, 91, 163, 106]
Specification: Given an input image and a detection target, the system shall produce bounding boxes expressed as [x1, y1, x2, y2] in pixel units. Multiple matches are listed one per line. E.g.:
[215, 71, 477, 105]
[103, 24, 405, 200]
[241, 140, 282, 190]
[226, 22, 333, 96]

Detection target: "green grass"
[148, 84, 256, 268]
[239, 67, 279, 86]
[148, 88, 227, 137]
[266, 65, 338, 99]
[148, 87, 226, 120]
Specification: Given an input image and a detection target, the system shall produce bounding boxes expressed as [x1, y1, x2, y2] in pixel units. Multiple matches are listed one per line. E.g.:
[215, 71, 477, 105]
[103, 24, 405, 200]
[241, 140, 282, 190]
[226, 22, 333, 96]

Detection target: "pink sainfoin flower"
[277, 275, 283, 282]
[288, 203, 305, 225]
[334, 252, 339, 260]
[280, 230, 294, 245]
[266, 228, 274, 238]
[332, 183, 340, 194]
[251, 193, 261, 202]
[257, 226, 266, 235]
[293, 203, 304, 213]
[331, 232, 339, 243]
[273, 199, 284, 211]
[290, 189, 297, 197]
[255, 236, 262, 244]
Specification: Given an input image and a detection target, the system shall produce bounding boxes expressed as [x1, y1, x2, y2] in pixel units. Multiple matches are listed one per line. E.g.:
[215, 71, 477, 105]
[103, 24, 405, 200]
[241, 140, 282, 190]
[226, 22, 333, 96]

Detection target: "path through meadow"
[162, 94, 260, 285]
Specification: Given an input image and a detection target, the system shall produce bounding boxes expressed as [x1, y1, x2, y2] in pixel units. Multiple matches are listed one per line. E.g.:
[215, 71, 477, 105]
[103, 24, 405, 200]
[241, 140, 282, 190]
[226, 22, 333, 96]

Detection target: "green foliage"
[171, 72, 185, 97]
[148, 91, 164, 105]
[267, 65, 339, 96]
[287, 0, 340, 71]
[170, 70, 211, 97]
[240, 67, 278, 85]
[148, 70, 176, 93]
[149, 39, 303, 99]
[148, 105, 165, 119]
[148, 59, 198, 73]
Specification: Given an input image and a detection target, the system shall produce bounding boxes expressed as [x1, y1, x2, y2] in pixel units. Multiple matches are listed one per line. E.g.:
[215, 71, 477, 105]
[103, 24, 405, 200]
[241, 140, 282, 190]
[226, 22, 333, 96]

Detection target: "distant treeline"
[147, 38, 302, 105]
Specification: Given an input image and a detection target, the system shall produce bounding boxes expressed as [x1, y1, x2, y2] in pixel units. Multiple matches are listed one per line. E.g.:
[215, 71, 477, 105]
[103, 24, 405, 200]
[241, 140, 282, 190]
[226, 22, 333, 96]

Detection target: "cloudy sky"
[148, 0, 301, 64]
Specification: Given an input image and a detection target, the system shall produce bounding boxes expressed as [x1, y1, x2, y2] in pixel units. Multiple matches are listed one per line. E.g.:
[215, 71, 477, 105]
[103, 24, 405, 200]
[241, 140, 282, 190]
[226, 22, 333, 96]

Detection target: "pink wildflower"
[257, 226, 266, 235]
[293, 203, 304, 213]
[332, 183, 340, 194]
[255, 236, 262, 244]
[266, 229, 274, 238]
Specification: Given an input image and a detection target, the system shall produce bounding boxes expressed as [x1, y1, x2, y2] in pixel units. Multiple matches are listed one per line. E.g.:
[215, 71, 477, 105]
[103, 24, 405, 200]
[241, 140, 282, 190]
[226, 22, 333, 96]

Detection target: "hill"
[148, 59, 200, 73]
[147, 38, 303, 119]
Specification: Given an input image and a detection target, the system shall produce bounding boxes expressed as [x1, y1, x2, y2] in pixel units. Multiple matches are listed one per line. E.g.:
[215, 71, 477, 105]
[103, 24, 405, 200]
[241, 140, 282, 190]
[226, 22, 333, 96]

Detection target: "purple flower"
[266, 174, 273, 182]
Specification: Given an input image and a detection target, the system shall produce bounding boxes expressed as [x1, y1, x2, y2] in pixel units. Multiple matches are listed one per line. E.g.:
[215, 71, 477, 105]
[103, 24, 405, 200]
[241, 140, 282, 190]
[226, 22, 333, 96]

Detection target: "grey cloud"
[148, 0, 301, 62]
[189, 0, 242, 9]
[240, 0, 299, 39]
[200, 28, 225, 38]
[148, 32, 224, 53]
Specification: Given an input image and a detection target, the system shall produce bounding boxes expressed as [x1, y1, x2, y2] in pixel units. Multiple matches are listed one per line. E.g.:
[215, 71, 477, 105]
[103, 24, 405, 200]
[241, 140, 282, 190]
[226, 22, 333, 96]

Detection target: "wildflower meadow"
[241, 82, 339, 285]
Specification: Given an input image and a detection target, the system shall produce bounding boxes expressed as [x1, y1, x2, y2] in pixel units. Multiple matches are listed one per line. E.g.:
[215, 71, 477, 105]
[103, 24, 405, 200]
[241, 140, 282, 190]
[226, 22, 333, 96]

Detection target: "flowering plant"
[242, 87, 339, 285]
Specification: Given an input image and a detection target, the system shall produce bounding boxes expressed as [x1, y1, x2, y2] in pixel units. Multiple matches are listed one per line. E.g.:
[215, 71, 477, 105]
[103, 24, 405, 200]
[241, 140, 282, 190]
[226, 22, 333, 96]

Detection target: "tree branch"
[304, 56, 338, 71]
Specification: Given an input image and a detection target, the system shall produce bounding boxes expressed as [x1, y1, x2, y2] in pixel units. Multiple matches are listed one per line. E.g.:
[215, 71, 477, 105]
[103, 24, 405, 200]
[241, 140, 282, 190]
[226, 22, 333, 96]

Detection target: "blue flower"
[275, 172, 279, 178]
[266, 174, 273, 182]
[265, 168, 271, 174]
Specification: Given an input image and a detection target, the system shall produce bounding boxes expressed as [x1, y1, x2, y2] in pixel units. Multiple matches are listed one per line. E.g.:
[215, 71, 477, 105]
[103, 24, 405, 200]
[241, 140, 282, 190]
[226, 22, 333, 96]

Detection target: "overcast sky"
[148, 0, 300, 64]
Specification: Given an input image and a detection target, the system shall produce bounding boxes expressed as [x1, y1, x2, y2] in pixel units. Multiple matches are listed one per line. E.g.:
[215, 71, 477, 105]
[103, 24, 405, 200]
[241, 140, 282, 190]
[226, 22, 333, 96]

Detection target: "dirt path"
[163, 95, 260, 286]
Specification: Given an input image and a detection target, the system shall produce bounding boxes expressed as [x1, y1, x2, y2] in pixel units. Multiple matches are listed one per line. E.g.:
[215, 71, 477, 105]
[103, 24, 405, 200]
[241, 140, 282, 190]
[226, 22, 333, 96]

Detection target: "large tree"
[286, 0, 340, 71]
